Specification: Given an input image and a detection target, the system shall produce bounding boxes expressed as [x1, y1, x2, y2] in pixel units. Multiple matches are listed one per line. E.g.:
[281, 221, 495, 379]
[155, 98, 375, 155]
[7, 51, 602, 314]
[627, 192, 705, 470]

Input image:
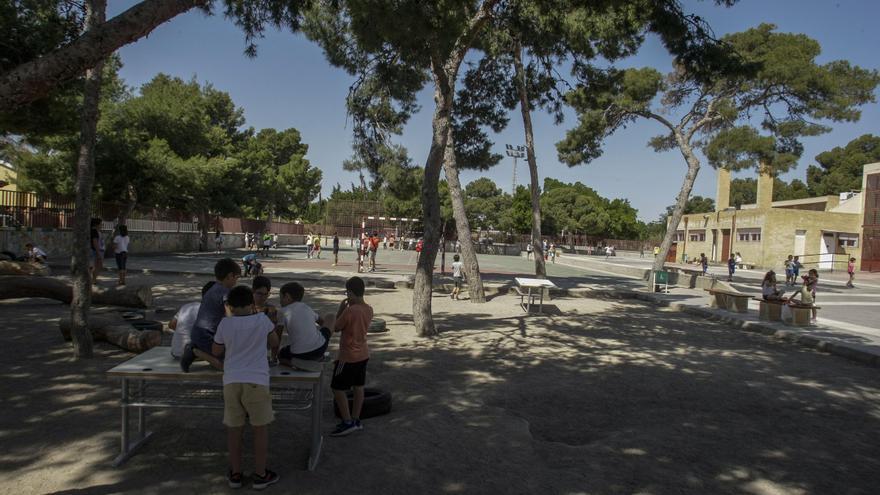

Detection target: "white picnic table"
[106, 346, 325, 470]
[514, 277, 558, 314]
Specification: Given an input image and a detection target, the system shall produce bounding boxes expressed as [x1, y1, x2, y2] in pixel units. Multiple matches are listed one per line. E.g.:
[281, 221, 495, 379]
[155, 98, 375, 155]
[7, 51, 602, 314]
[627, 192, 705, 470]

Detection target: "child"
[313, 235, 322, 259]
[760, 271, 783, 301]
[727, 254, 736, 281]
[332, 232, 340, 266]
[242, 253, 259, 277]
[791, 256, 803, 282]
[252, 276, 280, 350]
[113, 225, 130, 286]
[277, 282, 332, 365]
[330, 277, 373, 437]
[784, 255, 794, 285]
[212, 285, 280, 489]
[451, 254, 464, 300]
[181, 258, 241, 372]
[170, 281, 215, 359]
[700, 253, 708, 276]
[24, 243, 48, 264]
[846, 257, 856, 288]
[214, 231, 223, 253]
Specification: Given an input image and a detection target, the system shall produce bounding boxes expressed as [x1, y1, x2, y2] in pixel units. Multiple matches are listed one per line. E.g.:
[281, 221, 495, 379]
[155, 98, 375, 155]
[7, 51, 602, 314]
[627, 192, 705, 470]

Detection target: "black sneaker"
[252, 469, 279, 490]
[226, 469, 242, 489]
[354, 419, 363, 431]
[330, 420, 358, 437]
[180, 344, 195, 373]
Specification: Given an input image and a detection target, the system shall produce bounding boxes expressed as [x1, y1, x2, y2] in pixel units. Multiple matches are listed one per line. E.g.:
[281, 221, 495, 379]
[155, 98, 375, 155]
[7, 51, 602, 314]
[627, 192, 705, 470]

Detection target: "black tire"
[368, 318, 388, 333]
[333, 387, 392, 419]
[131, 320, 163, 332]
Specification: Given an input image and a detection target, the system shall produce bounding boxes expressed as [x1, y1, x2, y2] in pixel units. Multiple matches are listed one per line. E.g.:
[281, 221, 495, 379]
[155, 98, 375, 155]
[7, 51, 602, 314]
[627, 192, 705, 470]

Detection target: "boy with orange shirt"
[329, 276, 373, 437]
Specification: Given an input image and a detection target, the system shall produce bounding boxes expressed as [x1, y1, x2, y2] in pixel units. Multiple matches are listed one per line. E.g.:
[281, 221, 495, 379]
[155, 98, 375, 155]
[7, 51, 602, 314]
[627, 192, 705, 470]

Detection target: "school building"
[671, 162, 880, 272]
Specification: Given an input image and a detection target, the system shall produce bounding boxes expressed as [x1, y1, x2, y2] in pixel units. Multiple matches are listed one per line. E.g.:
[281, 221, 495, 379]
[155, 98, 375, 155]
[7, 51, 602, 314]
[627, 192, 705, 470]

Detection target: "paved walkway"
[51, 244, 880, 367]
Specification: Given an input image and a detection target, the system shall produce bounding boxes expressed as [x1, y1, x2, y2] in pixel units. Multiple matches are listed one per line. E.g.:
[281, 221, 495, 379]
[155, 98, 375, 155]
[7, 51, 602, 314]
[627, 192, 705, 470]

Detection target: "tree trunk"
[652, 133, 702, 278]
[413, 63, 454, 337]
[0, 276, 153, 307]
[69, 0, 107, 359]
[0, 261, 50, 276]
[116, 183, 138, 227]
[60, 316, 161, 353]
[0, 0, 206, 111]
[513, 41, 546, 278]
[442, 127, 486, 302]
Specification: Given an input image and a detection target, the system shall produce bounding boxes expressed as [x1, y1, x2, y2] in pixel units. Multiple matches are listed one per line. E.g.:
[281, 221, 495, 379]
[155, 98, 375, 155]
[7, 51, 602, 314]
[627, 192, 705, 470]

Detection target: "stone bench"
[705, 288, 751, 313]
[752, 297, 820, 325]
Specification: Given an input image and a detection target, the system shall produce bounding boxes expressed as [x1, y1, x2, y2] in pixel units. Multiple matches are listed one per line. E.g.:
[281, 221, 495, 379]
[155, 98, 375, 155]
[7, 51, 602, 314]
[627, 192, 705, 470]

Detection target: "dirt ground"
[1, 272, 879, 495]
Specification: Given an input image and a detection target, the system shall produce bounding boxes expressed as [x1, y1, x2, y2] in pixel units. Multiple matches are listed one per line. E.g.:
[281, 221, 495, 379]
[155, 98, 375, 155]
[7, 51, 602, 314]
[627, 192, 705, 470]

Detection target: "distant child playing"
[330, 277, 373, 437]
[181, 258, 241, 372]
[846, 257, 856, 288]
[451, 254, 464, 300]
[212, 285, 280, 489]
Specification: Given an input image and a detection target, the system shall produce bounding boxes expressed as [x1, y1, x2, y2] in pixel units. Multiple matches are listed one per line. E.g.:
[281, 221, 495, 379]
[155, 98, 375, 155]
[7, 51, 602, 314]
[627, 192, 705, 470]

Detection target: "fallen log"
[59, 315, 161, 354]
[0, 260, 50, 276]
[0, 276, 152, 308]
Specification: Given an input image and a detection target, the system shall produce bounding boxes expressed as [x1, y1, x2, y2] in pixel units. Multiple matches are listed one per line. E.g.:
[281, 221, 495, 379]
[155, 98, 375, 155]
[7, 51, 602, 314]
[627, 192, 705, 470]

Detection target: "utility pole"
[505, 144, 525, 194]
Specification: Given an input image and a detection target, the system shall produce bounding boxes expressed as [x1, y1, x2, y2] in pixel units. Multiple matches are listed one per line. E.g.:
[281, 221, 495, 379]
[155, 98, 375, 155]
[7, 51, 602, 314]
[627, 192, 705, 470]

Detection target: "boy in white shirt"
[277, 282, 332, 365]
[169, 281, 215, 359]
[212, 285, 280, 490]
[451, 254, 464, 300]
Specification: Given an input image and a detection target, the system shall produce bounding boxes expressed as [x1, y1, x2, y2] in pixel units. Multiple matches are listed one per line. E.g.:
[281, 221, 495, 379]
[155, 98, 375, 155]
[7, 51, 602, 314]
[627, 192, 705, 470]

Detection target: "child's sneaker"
[226, 469, 242, 489]
[330, 420, 358, 437]
[252, 469, 279, 490]
[180, 344, 195, 372]
[354, 419, 363, 431]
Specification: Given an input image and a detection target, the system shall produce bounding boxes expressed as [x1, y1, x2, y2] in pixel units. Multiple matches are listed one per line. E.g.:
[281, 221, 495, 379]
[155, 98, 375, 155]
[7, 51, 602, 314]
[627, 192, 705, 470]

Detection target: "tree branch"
[0, 0, 208, 111]
[445, 0, 501, 74]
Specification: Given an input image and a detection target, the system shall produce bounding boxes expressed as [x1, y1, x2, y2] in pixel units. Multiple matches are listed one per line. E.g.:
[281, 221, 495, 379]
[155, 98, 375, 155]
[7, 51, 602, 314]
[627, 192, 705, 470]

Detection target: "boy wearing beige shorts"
[212, 286, 280, 490]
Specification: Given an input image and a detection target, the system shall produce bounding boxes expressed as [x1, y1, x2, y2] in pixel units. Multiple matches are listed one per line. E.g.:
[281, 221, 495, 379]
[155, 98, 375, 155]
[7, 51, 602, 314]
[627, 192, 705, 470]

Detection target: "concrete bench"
[705, 288, 750, 313]
[737, 262, 755, 270]
[752, 297, 788, 321]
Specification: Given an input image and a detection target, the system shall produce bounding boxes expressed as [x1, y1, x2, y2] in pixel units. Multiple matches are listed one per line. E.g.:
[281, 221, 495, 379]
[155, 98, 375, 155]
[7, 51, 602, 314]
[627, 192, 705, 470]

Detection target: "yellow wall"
[0, 164, 16, 192]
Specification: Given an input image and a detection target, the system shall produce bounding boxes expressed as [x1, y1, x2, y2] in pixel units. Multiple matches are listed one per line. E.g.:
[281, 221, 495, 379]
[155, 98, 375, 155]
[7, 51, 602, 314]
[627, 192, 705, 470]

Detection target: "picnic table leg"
[527, 287, 533, 313]
[538, 288, 545, 314]
[112, 378, 154, 467]
[307, 376, 324, 471]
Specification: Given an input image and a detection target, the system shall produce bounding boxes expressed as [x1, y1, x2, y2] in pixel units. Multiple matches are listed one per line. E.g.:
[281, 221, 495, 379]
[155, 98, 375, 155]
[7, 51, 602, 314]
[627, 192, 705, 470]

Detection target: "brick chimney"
[715, 168, 730, 211]
[756, 163, 773, 210]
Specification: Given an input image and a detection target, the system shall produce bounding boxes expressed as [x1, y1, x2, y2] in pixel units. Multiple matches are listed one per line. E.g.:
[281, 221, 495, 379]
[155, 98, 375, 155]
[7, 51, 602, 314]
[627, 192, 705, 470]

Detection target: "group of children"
[761, 267, 820, 322]
[172, 258, 373, 489]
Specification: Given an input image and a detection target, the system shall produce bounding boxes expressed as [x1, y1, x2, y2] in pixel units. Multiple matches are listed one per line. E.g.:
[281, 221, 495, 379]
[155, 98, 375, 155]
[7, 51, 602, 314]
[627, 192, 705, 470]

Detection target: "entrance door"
[863, 173, 880, 271]
[819, 233, 835, 270]
[721, 229, 731, 261]
[793, 230, 806, 257]
[666, 242, 678, 263]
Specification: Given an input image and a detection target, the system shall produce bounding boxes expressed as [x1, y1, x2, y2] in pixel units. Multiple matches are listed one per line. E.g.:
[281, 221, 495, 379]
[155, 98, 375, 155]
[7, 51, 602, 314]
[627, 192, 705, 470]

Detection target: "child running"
[212, 285, 280, 489]
[330, 277, 373, 437]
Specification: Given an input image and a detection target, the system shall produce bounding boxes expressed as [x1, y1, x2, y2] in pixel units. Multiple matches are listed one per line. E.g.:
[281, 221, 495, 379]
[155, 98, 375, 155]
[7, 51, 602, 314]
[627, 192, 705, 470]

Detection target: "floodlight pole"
[505, 144, 526, 194]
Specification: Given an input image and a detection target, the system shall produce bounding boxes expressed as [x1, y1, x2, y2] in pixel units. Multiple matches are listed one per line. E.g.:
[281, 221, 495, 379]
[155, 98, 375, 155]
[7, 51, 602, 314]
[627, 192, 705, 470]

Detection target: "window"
[738, 228, 761, 242]
[674, 231, 685, 242]
[838, 235, 859, 248]
[689, 231, 705, 242]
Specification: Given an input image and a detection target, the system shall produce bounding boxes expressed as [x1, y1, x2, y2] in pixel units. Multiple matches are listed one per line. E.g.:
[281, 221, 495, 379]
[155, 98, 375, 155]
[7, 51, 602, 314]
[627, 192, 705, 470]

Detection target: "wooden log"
[0, 276, 152, 308]
[0, 260, 50, 276]
[59, 315, 161, 353]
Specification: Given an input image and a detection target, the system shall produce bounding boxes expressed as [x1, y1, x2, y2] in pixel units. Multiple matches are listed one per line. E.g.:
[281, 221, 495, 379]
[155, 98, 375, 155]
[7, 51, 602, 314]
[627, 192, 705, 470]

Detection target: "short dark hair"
[214, 258, 241, 280]
[453, 254, 460, 262]
[201, 281, 216, 296]
[90, 217, 102, 228]
[346, 276, 365, 297]
[252, 275, 271, 292]
[226, 285, 254, 308]
[118, 225, 128, 236]
[280, 282, 304, 302]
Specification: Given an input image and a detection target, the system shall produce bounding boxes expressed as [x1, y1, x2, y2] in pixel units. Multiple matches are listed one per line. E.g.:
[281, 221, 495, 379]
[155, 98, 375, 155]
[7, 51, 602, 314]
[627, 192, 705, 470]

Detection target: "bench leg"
[112, 378, 154, 468]
[307, 377, 324, 471]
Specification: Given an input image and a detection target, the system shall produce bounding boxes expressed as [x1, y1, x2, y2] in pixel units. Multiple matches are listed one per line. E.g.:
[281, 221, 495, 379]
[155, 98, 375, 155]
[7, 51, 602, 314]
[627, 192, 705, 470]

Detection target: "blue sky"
[110, 0, 880, 221]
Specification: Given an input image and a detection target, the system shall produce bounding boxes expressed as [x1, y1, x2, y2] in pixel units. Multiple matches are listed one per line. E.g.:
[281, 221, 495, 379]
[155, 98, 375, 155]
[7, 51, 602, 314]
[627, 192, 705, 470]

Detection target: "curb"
[592, 289, 879, 369]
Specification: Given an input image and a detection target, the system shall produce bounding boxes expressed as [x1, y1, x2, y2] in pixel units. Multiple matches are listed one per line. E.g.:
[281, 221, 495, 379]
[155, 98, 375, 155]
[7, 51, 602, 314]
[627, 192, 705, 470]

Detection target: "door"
[863, 173, 880, 271]
[793, 230, 806, 257]
[819, 233, 835, 270]
[666, 242, 678, 263]
[721, 229, 731, 261]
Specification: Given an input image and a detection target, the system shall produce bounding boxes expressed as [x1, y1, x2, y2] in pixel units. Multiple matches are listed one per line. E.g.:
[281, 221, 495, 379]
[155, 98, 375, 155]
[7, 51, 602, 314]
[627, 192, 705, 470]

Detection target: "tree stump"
[59, 315, 161, 353]
[0, 276, 152, 308]
[0, 260, 50, 276]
